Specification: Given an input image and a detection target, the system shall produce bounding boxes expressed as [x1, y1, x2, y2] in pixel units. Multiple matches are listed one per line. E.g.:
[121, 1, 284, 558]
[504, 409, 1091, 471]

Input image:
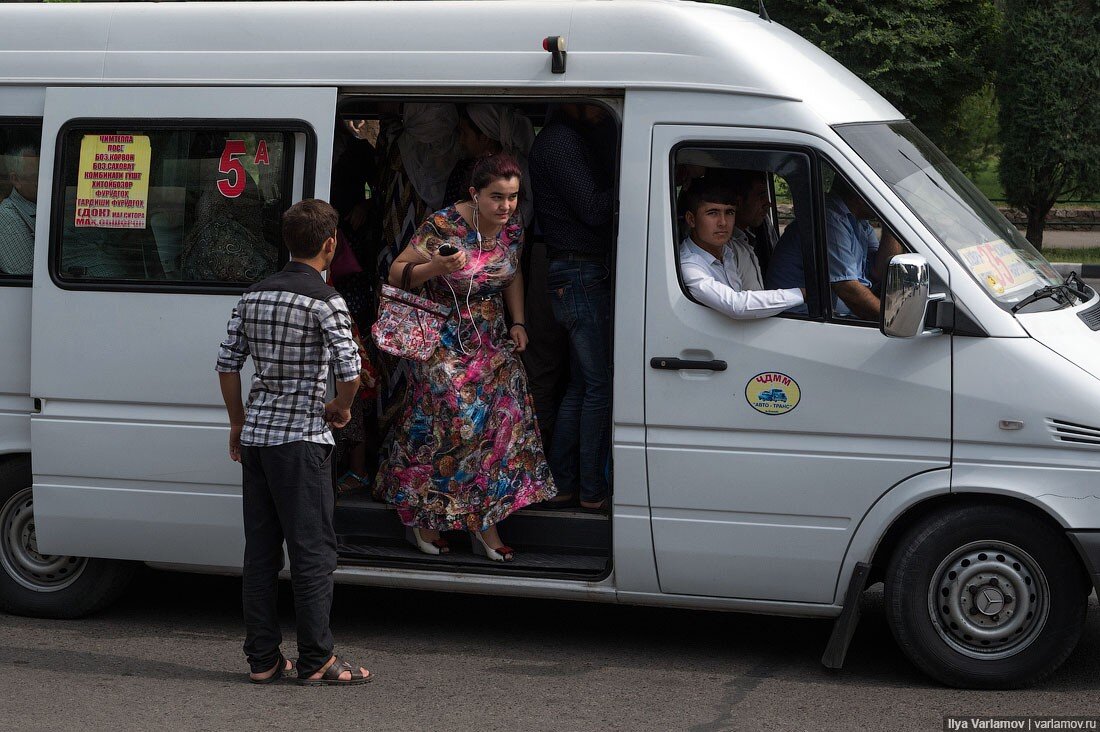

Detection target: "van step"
[335, 496, 610, 554]
[337, 538, 608, 577]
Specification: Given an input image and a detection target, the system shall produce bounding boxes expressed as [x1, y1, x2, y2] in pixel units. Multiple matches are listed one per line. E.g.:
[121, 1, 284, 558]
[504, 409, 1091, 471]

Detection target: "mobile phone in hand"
[438, 243, 458, 256]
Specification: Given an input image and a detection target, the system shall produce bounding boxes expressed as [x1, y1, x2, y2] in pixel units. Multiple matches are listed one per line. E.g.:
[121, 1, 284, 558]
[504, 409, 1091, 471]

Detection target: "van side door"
[644, 125, 951, 603]
[31, 87, 335, 567]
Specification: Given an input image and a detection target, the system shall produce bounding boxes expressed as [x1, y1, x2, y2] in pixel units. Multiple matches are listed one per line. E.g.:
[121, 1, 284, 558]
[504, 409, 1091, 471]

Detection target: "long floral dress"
[377, 206, 556, 531]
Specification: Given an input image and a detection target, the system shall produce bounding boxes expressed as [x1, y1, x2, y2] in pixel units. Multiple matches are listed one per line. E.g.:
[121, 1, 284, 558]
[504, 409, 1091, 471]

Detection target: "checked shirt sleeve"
[215, 298, 250, 373]
[318, 295, 361, 383]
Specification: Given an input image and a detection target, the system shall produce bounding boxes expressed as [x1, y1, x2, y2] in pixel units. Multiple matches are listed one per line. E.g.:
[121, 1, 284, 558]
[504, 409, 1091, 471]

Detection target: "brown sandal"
[249, 654, 294, 685]
[296, 656, 372, 686]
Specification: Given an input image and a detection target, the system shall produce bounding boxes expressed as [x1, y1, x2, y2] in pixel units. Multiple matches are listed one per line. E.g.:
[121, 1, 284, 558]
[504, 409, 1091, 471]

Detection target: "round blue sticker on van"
[745, 372, 800, 415]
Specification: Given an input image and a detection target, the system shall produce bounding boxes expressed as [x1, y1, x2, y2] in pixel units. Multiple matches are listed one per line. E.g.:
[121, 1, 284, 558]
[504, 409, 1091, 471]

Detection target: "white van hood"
[1017, 295, 1100, 381]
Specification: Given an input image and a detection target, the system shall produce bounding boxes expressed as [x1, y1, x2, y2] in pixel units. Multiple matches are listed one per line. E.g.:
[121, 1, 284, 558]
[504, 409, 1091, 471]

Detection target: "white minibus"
[0, 0, 1097, 690]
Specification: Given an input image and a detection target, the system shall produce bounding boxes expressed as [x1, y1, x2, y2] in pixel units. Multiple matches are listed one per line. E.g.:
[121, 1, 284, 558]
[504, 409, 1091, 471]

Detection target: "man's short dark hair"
[282, 199, 339, 259]
[679, 177, 737, 216]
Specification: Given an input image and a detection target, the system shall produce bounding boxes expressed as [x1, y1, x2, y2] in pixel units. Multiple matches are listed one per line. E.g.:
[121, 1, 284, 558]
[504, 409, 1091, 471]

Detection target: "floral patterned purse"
[371, 261, 452, 362]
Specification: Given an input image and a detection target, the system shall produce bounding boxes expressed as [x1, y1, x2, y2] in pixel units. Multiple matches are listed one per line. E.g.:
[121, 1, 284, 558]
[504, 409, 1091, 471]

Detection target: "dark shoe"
[579, 497, 609, 511]
[542, 492, 577, 508]
[296, 656, 373, 686]
[248, 654, 295, 685]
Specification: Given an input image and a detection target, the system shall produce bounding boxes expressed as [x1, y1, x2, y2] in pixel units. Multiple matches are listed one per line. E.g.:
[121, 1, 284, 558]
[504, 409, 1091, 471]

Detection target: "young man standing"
[216, 198, 371, 685]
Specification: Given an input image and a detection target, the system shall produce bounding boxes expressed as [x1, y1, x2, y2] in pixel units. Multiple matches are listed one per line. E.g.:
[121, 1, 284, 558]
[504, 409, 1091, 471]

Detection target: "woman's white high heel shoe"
[469, 531, 515, 562]
[407, 527, 449, 556]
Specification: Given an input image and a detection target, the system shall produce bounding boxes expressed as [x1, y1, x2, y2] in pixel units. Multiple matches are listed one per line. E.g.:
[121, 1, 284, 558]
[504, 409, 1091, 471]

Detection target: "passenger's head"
[681, 178, 737, 251]
[830, 175, 874, 220]
[7, 145, 40, 203]
[468, 153, 522, 227]
[282, 198, 339, 264]
[723, 170, 770, 229]
[559, 103, 610, 128]
[456, 106, 502, 158]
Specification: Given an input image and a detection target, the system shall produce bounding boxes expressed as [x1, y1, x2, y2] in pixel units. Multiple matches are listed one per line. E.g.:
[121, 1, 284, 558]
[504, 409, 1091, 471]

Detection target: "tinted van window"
[0, 123, 43, 279]
[56, 127, 294, 285]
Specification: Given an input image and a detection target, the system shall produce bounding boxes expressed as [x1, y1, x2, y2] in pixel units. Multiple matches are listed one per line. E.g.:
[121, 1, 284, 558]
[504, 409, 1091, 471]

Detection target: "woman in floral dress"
[377, 154, 555, 561]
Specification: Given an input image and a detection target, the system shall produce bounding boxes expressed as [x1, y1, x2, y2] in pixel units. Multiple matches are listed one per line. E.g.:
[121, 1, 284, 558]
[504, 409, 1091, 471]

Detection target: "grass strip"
[1042, 247, 1100, 264]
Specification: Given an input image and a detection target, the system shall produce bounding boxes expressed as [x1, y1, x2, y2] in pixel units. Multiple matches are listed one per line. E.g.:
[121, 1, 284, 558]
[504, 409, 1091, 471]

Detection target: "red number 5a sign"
[216, 139, 271, 198]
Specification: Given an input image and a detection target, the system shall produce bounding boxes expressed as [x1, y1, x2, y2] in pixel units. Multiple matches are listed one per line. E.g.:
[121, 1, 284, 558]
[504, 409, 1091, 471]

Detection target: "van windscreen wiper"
[1011, 281, 1084, 313]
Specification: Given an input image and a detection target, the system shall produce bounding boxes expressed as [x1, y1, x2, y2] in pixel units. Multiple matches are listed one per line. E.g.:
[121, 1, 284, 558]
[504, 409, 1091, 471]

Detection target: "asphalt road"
[0, 569, 1097, 732]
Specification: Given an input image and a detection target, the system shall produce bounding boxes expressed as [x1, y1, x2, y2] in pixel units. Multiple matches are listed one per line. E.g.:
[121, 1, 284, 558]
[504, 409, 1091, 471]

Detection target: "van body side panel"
[641, 115, 952, 603]
[31, 86, 336, 564]
[952, 337, 1100, 530]
[0, 87, 44, 458]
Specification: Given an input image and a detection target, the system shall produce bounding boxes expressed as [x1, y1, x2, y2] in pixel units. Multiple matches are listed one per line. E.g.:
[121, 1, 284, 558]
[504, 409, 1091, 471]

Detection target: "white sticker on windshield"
[958, 240, 1040, 297]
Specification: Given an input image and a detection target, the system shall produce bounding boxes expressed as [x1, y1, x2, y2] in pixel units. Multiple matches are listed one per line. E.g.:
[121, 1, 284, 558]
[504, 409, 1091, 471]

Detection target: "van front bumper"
[1068, 531, 1100, 597]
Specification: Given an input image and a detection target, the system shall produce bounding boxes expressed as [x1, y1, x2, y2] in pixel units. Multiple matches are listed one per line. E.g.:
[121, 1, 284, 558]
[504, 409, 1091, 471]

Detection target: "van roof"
[0, 0, 901, 125]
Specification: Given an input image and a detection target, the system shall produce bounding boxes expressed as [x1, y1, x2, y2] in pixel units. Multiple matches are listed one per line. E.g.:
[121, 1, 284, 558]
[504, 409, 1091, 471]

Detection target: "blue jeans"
[546, 259, 611, 503]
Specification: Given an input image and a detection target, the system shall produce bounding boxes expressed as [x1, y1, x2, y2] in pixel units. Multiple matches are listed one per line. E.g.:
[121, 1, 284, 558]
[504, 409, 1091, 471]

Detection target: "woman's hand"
[509, 323, 528, 352]
[430, 247, 467, 276]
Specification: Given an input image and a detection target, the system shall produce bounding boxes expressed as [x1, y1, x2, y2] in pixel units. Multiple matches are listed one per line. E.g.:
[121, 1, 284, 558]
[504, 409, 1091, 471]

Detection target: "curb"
[1051, 262, 1100, 278]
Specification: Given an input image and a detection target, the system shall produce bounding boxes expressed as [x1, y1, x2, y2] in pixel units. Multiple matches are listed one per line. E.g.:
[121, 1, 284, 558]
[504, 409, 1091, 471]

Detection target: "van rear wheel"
[884, 504, 1087, 689]
[0, 456, 135, 618]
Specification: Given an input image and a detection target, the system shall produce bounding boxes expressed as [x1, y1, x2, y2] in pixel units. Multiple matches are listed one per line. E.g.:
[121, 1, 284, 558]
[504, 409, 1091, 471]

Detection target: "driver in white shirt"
[677, 177, 804, 319]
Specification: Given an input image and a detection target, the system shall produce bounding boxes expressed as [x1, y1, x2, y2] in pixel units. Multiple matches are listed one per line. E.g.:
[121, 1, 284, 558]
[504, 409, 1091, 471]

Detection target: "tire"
[0, 455, 136, 618]
[884, 504, 1088, 689]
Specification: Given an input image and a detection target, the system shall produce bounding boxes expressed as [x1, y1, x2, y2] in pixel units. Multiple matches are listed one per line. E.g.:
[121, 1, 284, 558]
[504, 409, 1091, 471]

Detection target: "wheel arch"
[869, 493, 1090, 590]
[834, 470, 1092, 605]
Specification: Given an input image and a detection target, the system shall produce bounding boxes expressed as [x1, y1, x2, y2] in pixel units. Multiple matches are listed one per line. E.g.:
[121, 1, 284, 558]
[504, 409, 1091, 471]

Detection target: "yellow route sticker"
[745, 372, 801, 415]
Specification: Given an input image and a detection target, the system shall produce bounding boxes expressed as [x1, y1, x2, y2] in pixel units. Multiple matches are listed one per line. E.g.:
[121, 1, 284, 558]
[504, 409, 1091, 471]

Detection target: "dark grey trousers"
[240, 440, 336, 677]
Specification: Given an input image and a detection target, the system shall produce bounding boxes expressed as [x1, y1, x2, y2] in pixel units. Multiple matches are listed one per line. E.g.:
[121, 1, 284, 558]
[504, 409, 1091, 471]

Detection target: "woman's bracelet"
[511, 322, 527, 330]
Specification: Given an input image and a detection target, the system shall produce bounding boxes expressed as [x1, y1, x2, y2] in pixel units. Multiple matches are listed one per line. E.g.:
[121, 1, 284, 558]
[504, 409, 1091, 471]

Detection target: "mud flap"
[821, 561, 871, 669]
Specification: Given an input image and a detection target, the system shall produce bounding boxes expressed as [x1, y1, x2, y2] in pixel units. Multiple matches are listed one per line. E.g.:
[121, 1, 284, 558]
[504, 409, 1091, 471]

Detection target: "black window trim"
[49, 117, 316, 295]
[667, 140, 825, 322]
[0, 116, 44, 288]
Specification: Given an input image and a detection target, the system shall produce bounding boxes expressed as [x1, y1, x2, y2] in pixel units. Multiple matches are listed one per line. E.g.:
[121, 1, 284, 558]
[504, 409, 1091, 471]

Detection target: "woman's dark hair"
[469, 153, 523, 192]
[282, 198, 339, 258]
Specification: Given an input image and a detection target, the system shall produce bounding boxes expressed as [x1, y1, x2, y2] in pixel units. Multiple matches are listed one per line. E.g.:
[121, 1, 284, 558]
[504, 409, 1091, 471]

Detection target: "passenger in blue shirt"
[766, 177, 900, 320]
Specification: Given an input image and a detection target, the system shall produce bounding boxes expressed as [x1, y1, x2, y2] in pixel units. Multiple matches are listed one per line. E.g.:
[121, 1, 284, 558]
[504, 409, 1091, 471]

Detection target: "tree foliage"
[996, 0, 1100, 248]
[707, 0, 998, 162]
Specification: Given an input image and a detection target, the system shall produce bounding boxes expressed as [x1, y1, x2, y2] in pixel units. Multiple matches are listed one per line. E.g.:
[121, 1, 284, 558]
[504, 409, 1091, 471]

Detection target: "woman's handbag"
[371, 261, 451, 362]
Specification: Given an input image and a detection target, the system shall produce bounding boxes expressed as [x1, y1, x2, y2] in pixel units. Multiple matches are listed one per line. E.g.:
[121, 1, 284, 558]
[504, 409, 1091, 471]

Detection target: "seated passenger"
[722, 169, 779, 271]
[766, 176, 900, 319]
[0, 144, 39, 276]
[678, 178, 804, 319]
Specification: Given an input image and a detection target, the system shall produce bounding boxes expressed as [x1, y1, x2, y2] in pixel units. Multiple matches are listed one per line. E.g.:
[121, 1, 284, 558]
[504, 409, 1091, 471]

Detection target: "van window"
[54, 126, 295, 286]
[0, 122, 42, 280]
[673, 147, 819, 318]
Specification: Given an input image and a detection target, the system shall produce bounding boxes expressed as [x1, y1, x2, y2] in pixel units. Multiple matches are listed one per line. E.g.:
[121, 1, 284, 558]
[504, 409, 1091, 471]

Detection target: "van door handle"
[650, 357, 727, 371]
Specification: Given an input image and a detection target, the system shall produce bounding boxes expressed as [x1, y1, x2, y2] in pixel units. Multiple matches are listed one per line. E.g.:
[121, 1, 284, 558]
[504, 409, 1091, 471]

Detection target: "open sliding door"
[31, 87, 336, 567]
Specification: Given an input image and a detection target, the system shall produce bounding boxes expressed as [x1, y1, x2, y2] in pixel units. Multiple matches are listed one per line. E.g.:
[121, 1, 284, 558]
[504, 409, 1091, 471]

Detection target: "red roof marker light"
[542, 35, 567, 74]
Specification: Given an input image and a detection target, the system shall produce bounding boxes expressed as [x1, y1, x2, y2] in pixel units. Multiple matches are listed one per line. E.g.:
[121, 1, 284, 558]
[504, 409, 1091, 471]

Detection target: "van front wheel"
[0, 456, 135, 618]
[884, 504, 1087, 689]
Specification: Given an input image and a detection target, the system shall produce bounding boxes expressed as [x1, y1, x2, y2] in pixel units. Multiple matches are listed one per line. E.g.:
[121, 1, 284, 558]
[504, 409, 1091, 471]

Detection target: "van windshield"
[835, 121, 1063, 309]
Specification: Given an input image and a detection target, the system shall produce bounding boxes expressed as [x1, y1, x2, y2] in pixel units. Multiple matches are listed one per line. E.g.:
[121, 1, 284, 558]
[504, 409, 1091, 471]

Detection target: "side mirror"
[881, 253, 941, 338]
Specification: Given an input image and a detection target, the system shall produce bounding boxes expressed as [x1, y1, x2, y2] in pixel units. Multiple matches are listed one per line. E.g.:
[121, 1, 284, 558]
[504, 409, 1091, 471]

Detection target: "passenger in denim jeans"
[528, 104, 615, 509]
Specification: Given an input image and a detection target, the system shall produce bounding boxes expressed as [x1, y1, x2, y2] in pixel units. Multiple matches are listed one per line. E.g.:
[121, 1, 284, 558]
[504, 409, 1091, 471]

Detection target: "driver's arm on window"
[873, 230, 903, 286]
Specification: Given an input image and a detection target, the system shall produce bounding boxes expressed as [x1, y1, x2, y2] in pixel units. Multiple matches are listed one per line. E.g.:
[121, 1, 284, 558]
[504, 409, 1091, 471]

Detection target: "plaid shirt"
[0, 189, 35, 276]
[216, 261, 361, 447]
